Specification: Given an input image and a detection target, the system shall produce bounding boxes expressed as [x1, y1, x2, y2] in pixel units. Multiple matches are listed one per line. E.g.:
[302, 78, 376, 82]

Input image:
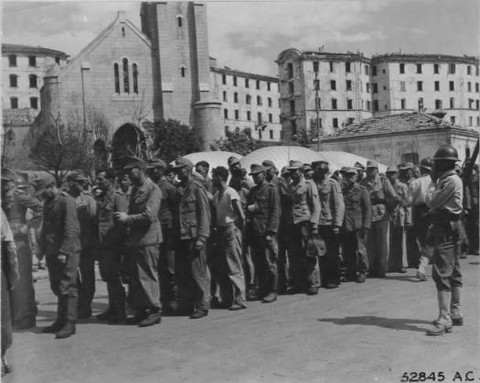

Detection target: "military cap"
[172, 157, 194, 170]
[262, 160, 276, 169]
[311, 160, 329, 168]
[228, 156, 241, 167]
[303, 163, 312, 172]
[280, 166, 289, 176]
[249, 163, 266, 175]
[354, 162, 366, 170]
[147, 158, 167, 169]
[386, 166, 398, 173]
[398, 162, 414, 171]
[68, 171, 89, 182]
[340, 166, 358, 174]
[366, 160, 379, 169]
[287, 160, 303, 171]
[122, 157, 146, 170]
[32, 174, 56, 192]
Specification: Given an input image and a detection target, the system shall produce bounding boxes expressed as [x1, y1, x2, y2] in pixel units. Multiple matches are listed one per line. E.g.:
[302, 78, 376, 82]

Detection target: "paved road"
[5, 255, 480, 383]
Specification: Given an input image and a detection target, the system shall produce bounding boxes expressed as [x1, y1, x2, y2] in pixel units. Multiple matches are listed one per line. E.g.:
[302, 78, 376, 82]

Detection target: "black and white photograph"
[1, 0, 479, 382]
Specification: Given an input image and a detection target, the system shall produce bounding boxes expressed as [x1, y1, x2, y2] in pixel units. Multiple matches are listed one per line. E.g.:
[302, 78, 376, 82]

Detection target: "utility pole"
[313, 61, 321, 151]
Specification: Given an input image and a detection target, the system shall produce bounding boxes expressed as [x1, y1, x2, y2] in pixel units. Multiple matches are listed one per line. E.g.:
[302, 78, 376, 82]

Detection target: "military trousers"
[98, 246, 125, 311]
[318, 225, 341, 287]
[129, 245, 161, 312]
[158, 225, 176, 308]
[366, 219, 389, 277]
[250, 234, 278, 297]
[427, 222, 462, 292]
[77, 247, 96, 314]
[175, 239, 211, 312]
[466, 207, 479, 253]
[11, 236, 37, 330]
[277, 223, 290, 294]
[287, 222, 319, 292]
[342, 229, 368, 279]
[388, 225, 406, 271]
[46, 250, 80, 298]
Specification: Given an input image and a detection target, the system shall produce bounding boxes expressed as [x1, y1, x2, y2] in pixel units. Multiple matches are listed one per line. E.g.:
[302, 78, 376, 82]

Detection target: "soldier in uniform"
[95, 169, 128, 323]
[285, 161, 321, 295]
[114, 158, 162, 327]
[385, 166, 409, 273]
[277, 166, 292, 293]
[246, 164, 280, 302]
[312, 160, 345, 289]
[146, 158, 177, 313]
[1, 169, 42, 330]
[425, 144, 464, 336]
[341, 168, 371, 283]
[399, 162, 418, 268]
[67, 172, 97, 319]
[36, 176, 81, 339]
[465, 163, 479, 255]
[171, 158, 211, 319]
[361, 160, 400, 278]
[195, 160, 214, 197]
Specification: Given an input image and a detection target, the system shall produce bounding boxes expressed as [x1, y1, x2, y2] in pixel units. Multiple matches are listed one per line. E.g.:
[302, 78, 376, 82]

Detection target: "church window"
[123, 58, 130, 93]
[180, 66, 186, 78]
[114, 63, 120, 93]
[133, 63, 139, 94]
[177, 16, 183, 27]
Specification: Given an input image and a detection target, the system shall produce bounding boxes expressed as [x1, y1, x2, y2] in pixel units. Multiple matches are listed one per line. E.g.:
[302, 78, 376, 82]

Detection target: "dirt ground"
[4, 255, 480, 383]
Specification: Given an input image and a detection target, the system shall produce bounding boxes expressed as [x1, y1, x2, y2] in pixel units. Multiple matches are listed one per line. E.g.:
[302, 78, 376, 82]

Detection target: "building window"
[332, 98, 337, 110]
[245, 78, 249, 88]
[434, 63, 440, 74]
[330, 80, 336, 90]
[29, 74, 37, 88]
[313, 61, 319, 73]
[468, 82, 472, 92]
[287, 63, 294, 79]
[223, 91, 227, 102]
[434, 81, 440, 91]
[449, 81, 454, 91]
[367, 100, 371, 111]
[450, 116, 456, 124]
[416, 63, 422, 74]
[399, 63, 405, 74]
[332, 118, 338, 128]
[256, 80, 260, 90]
[477, 100, 480, 110]
[269, 130, 274, 139]
[435, 99, 443, 110]
[222, 74, 226, 85]
[177, 16, 183, 27]
[384, 104, 388, 110]
[329, 61, 334, 72]
[269, 113, 273, 123]
[372, 65, 377, 76]
[55, 57, 60, 65]
[247, 111, 251, 121]
[401, 98, 406, 110]
[10, 97, 18, 109]
[180, 66, 186, 78]
[288, 82, 294, 94]
[478, 117, 480, 126]
[366, 83, 370, 93]
[450, 97, 455, 108]
[121, 27, 125, 37]
[123, 58, 130, 93]
[28, 55, 37, 67]
[246, 94, 251, 104]
[132, 63, 139, 93]
[234, 110, 239, 120]
[258, 130, 262, 139]
[345, 61, 351, 73]
[399, 81, 406, 92]
[347, 99, 353, 110]
[9, 55, 17, 67]
[234, 92, 238, 103]
[257, 112, 263, 124]
[346, 80, 352, 91]
[30, 97, 38, 109]
[316, 97, 321, 110]
[268, 97, 272, 107]
[224, 126, 229, 135]
[224, 109, 229, 119]
[233, 76, 237, 86]
[9, 74, 18, 88]
[257, 96, 262, 106]
[267, 82, 271, 91]
[314, 79, 320, 90]
[364, 65, 369, 75]
[418, 97, 424, 110]
[467, 65, 471, 75]
[417, 81, 423, 91]
[469, 116, 473, 126]
[373, 100, 379, 111]
[469, 98, 474, 109]
[476, 83, 479, 93]
[290, 100, 295, 115]
[449, 63, 456, 74]
[372, 83, 378, 93]
[113, 64, 120, 93]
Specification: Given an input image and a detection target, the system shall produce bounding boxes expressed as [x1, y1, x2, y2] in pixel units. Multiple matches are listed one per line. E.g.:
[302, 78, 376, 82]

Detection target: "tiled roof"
[2, 43, 69, 59]
[323, 112, 468, 139]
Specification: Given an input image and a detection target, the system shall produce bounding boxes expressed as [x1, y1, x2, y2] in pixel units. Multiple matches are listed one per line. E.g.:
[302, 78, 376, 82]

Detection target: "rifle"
[463, 139, 479, 181]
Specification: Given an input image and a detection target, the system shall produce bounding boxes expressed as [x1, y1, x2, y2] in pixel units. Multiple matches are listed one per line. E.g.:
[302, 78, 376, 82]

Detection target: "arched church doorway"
[111, 123, 147, 169]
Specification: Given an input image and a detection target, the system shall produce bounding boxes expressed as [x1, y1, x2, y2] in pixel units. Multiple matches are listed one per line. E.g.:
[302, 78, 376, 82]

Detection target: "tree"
[211, 128, 266, 156]
[143, 118, 202, 163]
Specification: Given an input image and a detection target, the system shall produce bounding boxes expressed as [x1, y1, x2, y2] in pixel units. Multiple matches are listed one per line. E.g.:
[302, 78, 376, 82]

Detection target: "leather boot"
[109, 288, 126, 323]
[427, 291, 452, 336]
[450, 286, 463, 326]
[42, 296, 66, 333]
[56, 295, 77, 339]
[97, 284, 116, 320]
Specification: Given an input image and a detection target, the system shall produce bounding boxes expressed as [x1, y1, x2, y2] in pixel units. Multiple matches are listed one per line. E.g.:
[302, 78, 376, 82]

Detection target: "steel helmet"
[419, 157, 433, 170]
[432, 144, 459, 161]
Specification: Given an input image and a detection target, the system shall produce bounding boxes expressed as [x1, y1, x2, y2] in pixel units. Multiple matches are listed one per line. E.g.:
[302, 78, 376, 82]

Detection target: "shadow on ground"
[318, 316, 432, 333]
[385, 275, 428, 283]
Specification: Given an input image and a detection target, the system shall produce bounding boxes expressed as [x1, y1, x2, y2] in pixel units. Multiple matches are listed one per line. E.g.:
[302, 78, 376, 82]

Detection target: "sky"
[2, 0, 479, 76]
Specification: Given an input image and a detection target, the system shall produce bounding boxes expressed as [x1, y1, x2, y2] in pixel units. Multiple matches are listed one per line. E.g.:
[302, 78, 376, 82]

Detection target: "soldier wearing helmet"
[425, 144, 464, 336]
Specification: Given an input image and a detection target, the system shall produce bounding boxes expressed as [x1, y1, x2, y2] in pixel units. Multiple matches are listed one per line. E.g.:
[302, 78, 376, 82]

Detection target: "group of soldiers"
[1, 143, 478, 374]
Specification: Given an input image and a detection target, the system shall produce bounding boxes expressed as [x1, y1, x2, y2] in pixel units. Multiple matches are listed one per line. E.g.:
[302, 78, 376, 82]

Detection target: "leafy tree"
[143, 118, 202, 163]
[211, 128, 266, 156]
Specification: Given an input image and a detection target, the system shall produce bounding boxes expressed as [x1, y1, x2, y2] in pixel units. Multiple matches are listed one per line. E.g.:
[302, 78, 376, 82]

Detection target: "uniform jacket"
[426, 169, 463, 216]
[361, 175, 399, 222]
[126, 178, 163, 247]
[342, 183, 371, 232]
[157, 178, 176, 229]
[173, 178, 211, 241]
[285, 178, 321, 227]
[315, 176, 345, 227]
[389, 179, 410, 227]
[246, 181, 280, 236]
[39, 192, 80, 258]
[96, 186, 128, 247]
[2, 191, 43, 238]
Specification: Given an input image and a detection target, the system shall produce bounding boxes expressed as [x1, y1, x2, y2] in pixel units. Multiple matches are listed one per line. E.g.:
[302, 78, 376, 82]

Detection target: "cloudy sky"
[2, 0, 479, 76]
